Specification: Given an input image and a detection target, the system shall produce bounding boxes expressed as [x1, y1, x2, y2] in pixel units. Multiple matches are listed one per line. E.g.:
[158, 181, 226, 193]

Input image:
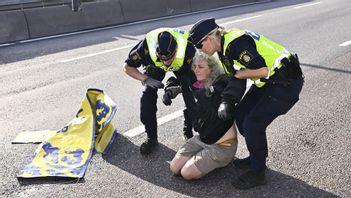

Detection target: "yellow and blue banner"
[18, 89, 117, 178]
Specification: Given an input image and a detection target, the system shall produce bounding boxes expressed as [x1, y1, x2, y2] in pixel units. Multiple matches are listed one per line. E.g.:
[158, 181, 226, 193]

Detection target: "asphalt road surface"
[1, 0, 350, 197]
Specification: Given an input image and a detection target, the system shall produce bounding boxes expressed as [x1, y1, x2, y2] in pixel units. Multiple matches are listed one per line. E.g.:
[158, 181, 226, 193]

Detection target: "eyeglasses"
[194, 37, 208, 49]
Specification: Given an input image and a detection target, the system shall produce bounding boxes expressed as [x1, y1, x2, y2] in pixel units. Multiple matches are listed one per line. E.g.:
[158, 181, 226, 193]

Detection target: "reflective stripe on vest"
[146, 28, 188, 72]
[223, 29, 291, 87]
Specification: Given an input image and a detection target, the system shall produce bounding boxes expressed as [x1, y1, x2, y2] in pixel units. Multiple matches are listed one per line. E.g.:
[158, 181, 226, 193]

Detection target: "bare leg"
[170, 155, 191, 175]
[181, 158, 204, 180]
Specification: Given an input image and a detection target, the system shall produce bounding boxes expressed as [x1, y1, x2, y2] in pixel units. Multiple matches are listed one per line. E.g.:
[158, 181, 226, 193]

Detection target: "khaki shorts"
[176, 135, 238, 174]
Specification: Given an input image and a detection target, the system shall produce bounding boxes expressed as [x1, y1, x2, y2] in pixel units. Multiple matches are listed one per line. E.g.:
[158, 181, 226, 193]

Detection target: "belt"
[216, 137, 237, 147]
[261, 54, 303, 86]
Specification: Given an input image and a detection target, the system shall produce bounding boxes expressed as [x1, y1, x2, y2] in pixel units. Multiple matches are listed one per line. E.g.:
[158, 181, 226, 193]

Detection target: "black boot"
[233, 157, 267, 170]
[233, 156, 251, 169]
[140, 138, 158, 155]
[232, 170, 266, 189]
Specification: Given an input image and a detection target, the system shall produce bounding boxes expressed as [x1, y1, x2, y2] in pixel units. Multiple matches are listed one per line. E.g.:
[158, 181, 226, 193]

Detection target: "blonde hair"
[192, 52, 224, 95]
[208, 26, 226, 49]
[214, 26, 226, 38]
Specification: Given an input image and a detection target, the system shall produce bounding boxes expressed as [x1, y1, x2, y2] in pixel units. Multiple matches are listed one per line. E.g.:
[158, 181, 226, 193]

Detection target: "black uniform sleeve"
[125, 39, 151, 67]
[221, 76, 247, 104]
[212, 74, 246, 104]
[227, 35, 266, 69]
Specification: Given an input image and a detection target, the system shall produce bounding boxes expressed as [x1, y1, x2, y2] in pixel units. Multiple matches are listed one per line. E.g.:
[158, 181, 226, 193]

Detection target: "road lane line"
[293, 2, 322, 9]
[123, 109, 184, 138]
[220, 15, 263, 26]
[59, 44, 135, 63]
[339, 40, 351, 47]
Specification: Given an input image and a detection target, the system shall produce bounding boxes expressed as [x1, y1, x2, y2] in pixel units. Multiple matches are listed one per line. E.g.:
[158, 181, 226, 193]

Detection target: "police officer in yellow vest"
[123, 28, 196, 155]
[189, 18, 304, 189]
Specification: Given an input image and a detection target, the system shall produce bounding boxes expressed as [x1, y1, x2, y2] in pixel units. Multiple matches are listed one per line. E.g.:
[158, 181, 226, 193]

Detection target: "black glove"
[217, 100, 235, 121]
[142, 77, 164, 89]
[162, 86, 181, 106]
[165, 76, 180, 87]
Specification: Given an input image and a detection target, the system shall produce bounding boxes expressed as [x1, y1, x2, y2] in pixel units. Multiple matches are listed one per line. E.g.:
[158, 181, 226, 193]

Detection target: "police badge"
[131, 52, 141, 62]
[239, 50, 253, 65]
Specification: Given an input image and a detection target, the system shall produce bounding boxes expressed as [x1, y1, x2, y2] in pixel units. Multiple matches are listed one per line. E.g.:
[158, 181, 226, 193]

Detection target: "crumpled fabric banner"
[18, 88, 118, 178]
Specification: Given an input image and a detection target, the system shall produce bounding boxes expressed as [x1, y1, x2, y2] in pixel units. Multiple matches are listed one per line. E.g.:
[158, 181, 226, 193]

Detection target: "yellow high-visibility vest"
[146, 28, 188, 72]
[222, 29, 292, 87]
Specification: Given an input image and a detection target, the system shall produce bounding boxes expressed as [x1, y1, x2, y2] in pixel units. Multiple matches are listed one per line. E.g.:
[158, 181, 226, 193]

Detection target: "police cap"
[189, 18, 219, 45]
[156, 31, 177, 61]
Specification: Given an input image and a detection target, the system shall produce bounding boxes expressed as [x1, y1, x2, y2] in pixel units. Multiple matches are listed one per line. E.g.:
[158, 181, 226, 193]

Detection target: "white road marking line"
[220, 15, 263, 26]
[123, 109, 184, 138]
[293, 2, 322, 9]
[59, 44, 135, 63]
[339, 40, 351, 47]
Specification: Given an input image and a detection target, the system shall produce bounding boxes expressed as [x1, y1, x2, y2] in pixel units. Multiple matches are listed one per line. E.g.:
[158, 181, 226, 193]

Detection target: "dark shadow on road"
[0, 0, 314, 64]
[103, 135, 337, 197]
[301, 63, 351, 74]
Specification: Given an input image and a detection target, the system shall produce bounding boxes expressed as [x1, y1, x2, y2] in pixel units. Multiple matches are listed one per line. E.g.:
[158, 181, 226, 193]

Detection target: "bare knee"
[170, 155, 189, 175]
[170, 161, 180, 175]
[180, 163, 203, 180]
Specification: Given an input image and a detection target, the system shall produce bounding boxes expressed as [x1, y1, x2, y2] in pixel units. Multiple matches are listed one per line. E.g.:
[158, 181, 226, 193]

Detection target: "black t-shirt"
[217, 34, 267, 75]
[125, 39, 196, 72]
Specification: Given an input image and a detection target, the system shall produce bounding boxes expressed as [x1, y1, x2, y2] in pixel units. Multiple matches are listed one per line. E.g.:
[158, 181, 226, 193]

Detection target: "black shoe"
[233, 156, 251, 169]
[140, 138, 158, 155]
[232, 170, 266, 190]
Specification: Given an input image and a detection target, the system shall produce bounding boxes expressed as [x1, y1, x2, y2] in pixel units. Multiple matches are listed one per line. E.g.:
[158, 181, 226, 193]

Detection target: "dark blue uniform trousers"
[235, 77, 304, 172]
[140, 65, 196, 140]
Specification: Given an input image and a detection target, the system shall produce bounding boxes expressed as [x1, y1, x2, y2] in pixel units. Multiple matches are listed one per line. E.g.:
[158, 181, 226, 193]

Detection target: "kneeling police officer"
[123, 28, 196, 155]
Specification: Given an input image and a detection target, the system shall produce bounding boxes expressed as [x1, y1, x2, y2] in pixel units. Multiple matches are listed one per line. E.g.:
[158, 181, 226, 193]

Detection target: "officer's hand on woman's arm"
[162, 77, 181, 106]
[234, 67, 269, 79]
[162, 86, 181, 105]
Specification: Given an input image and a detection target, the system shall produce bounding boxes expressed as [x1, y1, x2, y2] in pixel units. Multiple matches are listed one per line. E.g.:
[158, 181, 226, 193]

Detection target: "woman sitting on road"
[169, 52, 246, 180]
